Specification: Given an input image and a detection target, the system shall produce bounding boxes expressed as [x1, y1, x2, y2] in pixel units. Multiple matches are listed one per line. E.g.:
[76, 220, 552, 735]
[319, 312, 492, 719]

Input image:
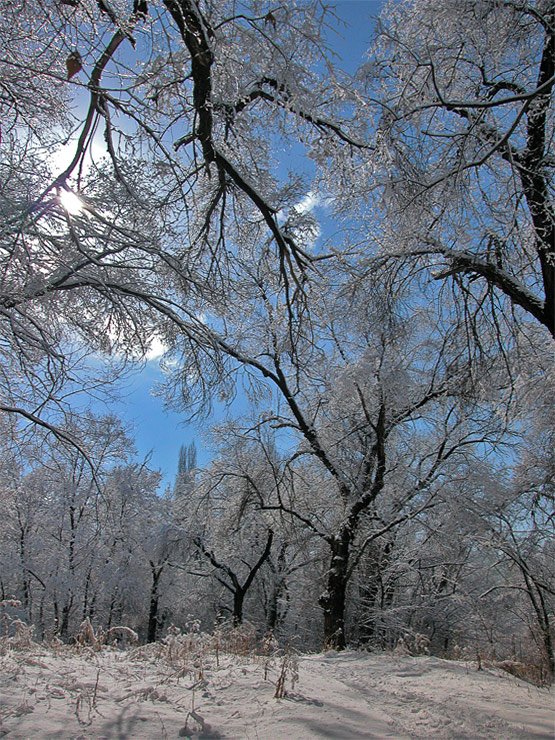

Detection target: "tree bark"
[147, 561, 164, 643]
[319, 533, 351, 649]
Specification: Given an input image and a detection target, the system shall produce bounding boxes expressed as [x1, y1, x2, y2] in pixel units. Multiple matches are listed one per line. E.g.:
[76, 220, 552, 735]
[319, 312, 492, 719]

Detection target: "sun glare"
[59, 188, 84, 216]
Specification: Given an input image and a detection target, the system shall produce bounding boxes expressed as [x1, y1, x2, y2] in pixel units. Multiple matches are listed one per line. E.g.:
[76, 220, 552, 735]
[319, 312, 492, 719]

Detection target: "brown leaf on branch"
[66, 51, 82, 80]
[264, 11, 277, 30]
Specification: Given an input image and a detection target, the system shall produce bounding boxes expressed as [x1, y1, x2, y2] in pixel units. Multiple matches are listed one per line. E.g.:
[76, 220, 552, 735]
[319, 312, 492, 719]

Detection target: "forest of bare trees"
[1, 0, 553, 682]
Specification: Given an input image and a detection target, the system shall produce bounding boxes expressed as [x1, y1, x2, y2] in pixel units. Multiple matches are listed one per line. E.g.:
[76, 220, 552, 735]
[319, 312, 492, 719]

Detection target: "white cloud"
[146, 335, 167, 361]
[294, 191, 322, 214]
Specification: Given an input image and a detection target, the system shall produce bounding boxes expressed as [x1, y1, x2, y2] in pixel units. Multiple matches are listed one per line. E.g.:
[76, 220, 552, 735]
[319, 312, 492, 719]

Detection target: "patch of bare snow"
[0, 643, 553, 739]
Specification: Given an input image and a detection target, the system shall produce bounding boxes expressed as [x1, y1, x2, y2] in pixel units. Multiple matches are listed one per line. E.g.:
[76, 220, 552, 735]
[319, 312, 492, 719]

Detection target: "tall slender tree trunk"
[82, 564, 94, 622]
[19, 527, 32, 619]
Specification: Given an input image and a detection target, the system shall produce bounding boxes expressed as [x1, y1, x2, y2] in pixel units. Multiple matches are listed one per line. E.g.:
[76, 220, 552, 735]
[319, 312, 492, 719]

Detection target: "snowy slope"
[0, 643, 553, 739]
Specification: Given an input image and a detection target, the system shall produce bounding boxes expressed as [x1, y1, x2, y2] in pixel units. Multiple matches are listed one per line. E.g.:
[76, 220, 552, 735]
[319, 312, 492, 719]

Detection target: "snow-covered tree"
[355, 0, 554, 339]
[173, 441, 198, 498]
[0, 0, 357, 447]
[0, 413, 167, 639]
[184, 428, 325, 639]
[172, 246, 513, 648]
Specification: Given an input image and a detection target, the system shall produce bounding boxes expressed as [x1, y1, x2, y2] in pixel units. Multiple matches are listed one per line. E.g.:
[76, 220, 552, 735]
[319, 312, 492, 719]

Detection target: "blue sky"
[119, 1, 385, 490]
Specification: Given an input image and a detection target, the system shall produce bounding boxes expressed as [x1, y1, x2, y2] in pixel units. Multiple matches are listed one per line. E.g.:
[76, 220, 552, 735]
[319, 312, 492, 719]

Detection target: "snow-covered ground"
[0, 639, 553, 739]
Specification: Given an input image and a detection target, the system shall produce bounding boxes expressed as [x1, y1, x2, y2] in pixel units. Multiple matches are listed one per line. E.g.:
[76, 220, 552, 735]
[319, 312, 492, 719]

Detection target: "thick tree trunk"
[265, 543, 288, 634]
[266, 585, 278, 633]
[318, 405, 388, 650]
[147, 561, 164, 643]
[60, 595, 73, 640]
[147, 592, 159, 643]
[319, 534, 351, 649]
[541, 624, 554, 679]
[232, 589, 245, 625]
[531, 582, 555, 679]
[266, 578, 288, 634]
[320, 581, 347, 649]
